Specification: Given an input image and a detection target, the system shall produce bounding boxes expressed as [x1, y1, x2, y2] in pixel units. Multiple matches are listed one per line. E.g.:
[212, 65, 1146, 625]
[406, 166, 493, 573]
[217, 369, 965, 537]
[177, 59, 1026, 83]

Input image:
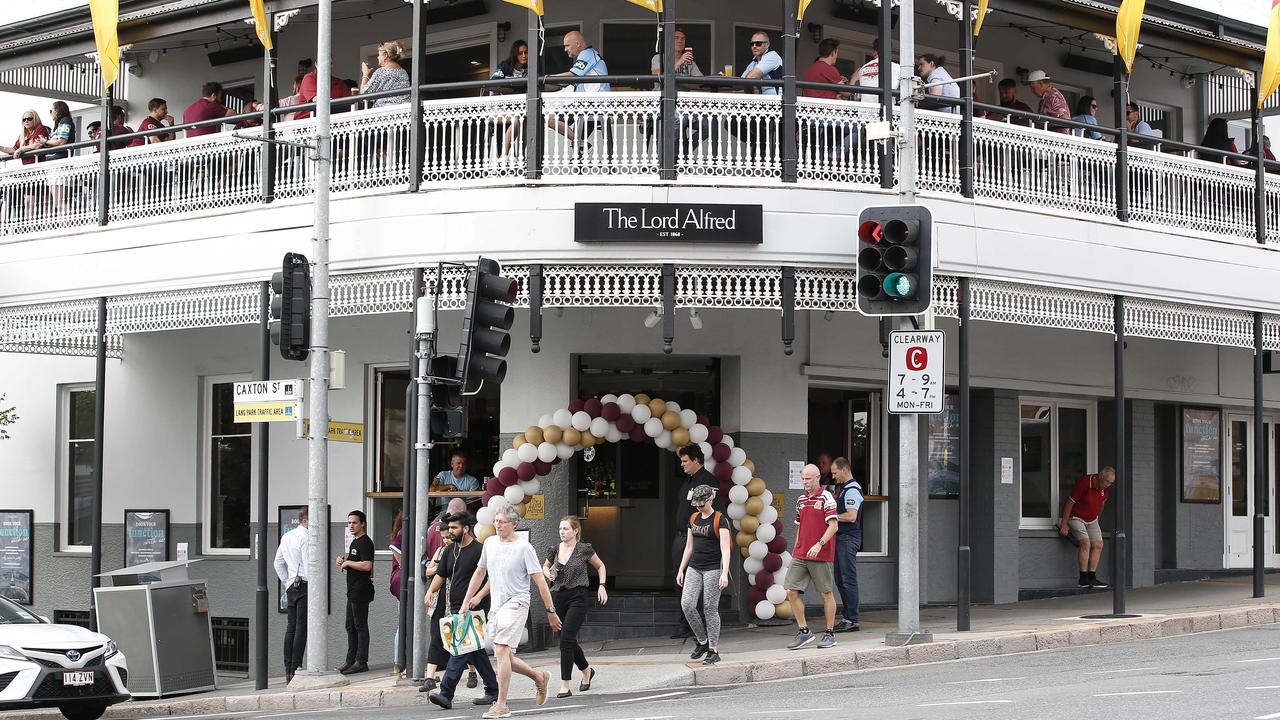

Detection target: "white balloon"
[773, 569, 788, 587]
[556, 443, 575, 460]
[698, 441, 714, 461]
[765, 583, 787, 605]
[553, 408, 573, 429]
[631, 403, 652, 423]
[533, 442, 554, 463]
[492, 461, 506, 478]
[600, 394, 618, 404]
[759, 489, 773, 507]
[487, 495, 509, 510]
[504, 484, 526, 505]
[476, 507, 496, 526]
[617, 393, 636, 413]
[705, 457, 716, 473]
[644, 417, 664, 437]
[721, 434, 735, 449]
[689, 424, 709, 444]
[748, 540, 768, 559]
[605, 426, 623, 444]
[665, 400, 681, 413]
[571, 411, 592, 432]
[758, 505, 779, 526]
[523, 478, 541, 495]
[780, 550, 793, 567]
[726, 502, 747, 520]
[756, 523, 777, 543]
[654, 430, 673, 449]
[754, 600, 776, 620]
[732, 466, 752, 485]
[517, 442, 538, 463]
[743, 556, 764, 576]
[729, 447, 747, 467]
[502, 448, 519, 466]
[590, 417, 610, 438]
[728, 485, 750, 505]
[679, 409, 698, 428]
[537, 414, 554, 429]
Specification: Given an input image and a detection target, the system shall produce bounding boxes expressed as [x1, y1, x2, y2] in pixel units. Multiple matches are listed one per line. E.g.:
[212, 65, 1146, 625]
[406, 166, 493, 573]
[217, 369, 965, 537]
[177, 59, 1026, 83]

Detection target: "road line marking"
[1249, 686, 1280, 690]
[1092, 691, 1182, 697]
[607, 716, 676, 720]
[509, 704, 584, 714]
[1254, 713, 1280, 720]
[1085, 667, 1158, 675]
[946, 677, 1027, 685]
[749, 709, 837, 715]
[918, 700, 1014, 707]
[607, 692, 690, 704]
[1239, 657, 1280, 663]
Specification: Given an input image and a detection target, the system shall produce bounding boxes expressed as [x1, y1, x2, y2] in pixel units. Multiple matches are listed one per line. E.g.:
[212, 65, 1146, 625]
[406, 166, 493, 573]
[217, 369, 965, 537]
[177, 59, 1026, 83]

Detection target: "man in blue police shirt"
[831, 457, 863, 632]
[742, 31, 783, 95]
[548, 30, 610, 144]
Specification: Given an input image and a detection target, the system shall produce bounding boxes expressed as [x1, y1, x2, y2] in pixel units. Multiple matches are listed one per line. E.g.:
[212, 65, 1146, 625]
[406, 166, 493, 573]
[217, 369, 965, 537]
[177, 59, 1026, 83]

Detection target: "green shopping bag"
[441, 610, 488, 656]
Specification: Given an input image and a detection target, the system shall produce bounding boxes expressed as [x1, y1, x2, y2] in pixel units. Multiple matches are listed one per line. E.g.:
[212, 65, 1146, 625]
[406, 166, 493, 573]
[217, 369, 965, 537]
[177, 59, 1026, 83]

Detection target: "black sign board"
[125, 510, 170, 567]
[575, 203, 763, 244]
[1181, 407, 1222, 503]
[0, 510, 33, 604]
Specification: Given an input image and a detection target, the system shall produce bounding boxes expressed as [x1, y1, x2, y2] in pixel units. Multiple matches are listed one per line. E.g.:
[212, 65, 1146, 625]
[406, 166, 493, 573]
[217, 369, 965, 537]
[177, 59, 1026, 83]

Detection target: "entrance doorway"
[1225, 416, 1279, 568]
[574, 355, 720, 590]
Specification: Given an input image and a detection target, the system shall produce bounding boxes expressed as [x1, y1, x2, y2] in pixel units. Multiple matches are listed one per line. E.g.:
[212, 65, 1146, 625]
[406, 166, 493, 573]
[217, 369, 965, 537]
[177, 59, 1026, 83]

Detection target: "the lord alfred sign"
[575, 203, 763, 244]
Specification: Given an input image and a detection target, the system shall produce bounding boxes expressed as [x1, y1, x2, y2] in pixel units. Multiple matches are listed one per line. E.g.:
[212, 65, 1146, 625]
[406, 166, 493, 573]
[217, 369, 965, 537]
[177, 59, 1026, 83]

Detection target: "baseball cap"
[691, 484, 717, 508]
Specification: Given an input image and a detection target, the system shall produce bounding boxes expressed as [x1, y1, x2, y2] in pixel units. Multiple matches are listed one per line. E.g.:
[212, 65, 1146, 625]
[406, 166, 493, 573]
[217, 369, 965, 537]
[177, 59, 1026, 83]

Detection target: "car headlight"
[0, 645, 28, 662]
[103, 640, 119, 659]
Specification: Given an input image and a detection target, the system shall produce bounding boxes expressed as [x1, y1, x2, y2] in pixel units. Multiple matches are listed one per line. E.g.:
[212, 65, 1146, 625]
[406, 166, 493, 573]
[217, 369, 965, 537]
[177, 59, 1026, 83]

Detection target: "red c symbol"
[906, 346, 927, 371]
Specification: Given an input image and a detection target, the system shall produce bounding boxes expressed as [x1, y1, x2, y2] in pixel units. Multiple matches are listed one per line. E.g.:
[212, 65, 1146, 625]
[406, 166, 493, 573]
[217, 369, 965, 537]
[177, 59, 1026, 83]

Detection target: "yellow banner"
[525, 495, 545, 520]
[502, 0, 543, 16]
[301, 420, 365, 443]
[771, 493, 784, 516]
[249, 0, 273, 51]
[1115, 0, 1147, 74]
[625, 0, 662, 11]
[89, 0, 120, 92]
[798, 0, 812, 21]
[973, 0, 989, 36]
[234, 401, 299, 423]
[1263, 0, 1280, 108]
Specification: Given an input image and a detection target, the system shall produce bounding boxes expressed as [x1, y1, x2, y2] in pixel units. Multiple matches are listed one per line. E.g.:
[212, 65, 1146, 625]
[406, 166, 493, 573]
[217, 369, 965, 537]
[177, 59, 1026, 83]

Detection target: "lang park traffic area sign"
[234, 379, 302, 423]
[888, 331, 944, 415]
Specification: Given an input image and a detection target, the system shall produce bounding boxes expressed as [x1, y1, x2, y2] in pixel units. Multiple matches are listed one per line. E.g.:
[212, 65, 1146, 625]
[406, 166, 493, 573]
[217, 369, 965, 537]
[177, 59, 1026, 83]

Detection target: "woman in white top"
[915, 53, 959, 113]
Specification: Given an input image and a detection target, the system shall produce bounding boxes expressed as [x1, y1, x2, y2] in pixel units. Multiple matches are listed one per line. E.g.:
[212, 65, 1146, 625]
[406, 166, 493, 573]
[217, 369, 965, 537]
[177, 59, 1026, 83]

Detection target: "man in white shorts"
[462, 503, 560, 719]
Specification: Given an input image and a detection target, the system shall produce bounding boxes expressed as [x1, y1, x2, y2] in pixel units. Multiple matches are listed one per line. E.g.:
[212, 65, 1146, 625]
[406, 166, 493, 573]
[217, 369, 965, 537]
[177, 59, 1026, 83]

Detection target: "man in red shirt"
[801, 39, 848, 99]
[800, 39, 856, 167]
[1058, 467, 1116, 589]
[296, 61, 351, 120]
[784, 463, 839, 651]
[132, 98, 175, 146]
[183, 82, 232, 138]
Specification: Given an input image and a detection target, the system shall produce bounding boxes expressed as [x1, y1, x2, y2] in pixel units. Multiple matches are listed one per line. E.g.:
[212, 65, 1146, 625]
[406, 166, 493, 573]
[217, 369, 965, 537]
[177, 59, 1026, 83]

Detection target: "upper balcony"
[1, 0, 1278, 311]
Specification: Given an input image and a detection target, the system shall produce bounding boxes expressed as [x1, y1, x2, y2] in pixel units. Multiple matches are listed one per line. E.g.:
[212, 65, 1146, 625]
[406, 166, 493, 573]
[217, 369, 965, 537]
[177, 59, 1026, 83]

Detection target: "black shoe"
[1090, 578, 1110, 589]
[670, 629, 693, 639]
[418, 677, 439, 693]
[556, 691, 573, 699]
[473, 694, 498, 706]
[466, 670, 478, 689]
[1078, 575, 1092, 588]
[340, 662, 368, 675]
[833, 620, 860, 633]
[285, 673, 294, 684]
[337, 662, 353, 674]
[690, 641, 709, 660]
[427, 692, 452, 710]
[702, 650, 721, 665]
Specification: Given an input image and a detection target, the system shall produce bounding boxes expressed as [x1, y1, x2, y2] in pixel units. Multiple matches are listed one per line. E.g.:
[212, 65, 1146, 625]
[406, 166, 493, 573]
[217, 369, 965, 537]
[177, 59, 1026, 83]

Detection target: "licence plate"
[62, 671, 94, 687]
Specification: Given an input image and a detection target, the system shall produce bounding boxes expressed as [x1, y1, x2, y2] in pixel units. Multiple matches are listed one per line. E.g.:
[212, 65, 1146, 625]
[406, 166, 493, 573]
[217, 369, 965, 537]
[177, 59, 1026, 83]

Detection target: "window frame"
[58, 383, 96, 552]
[201, 374, 255, 556]
[598, 18, 716, 78]
[1018, 396, 1097, 529]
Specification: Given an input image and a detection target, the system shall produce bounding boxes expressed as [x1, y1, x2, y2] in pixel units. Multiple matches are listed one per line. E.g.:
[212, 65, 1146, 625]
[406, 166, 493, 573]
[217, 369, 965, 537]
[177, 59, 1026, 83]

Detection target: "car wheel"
[58, 702, 108, 720]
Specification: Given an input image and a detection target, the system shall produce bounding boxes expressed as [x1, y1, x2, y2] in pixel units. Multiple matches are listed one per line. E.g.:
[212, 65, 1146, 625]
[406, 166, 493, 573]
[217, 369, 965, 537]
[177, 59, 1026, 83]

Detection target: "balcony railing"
[3, 88, 1279, 248]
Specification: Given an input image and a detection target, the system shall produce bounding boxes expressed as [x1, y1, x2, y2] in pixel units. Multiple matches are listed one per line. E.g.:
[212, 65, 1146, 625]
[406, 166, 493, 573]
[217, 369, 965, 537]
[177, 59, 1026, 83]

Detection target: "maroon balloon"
[712, 443, 731, 463]
[754, 570, 774, 589]
[533, 460, 552, 476]
[772, 520, 784, 534]
[747, 586, 767, 607]
[714, 462, 732, 481]
[568, 399, 585, 413]
[628, 425, 649, 443]
[601, 402, 621, 422]
[551, 456, 562, 465]
[615, 415, 635, 433]
[497, 467, 518, 486]
[707, 426, 724, 444]
[517, 462, 537, 482]
[697, 414, 710, 427]
[762, 553, 783, 573]
[719, 480, 734, 498]
[584, 398, 603, 418]
[486, 477, 504, 494]
[766, 536, 787, 554]
[481, 492, 494, 506]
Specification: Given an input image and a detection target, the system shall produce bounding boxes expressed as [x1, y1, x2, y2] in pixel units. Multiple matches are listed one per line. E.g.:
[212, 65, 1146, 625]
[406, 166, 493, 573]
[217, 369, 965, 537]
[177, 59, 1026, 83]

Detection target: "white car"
[0, 596, 129, 720]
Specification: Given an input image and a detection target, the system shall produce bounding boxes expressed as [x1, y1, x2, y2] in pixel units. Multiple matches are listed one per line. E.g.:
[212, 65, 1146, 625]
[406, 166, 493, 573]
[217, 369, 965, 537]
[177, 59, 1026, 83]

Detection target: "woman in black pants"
[543, 515, 609, 698]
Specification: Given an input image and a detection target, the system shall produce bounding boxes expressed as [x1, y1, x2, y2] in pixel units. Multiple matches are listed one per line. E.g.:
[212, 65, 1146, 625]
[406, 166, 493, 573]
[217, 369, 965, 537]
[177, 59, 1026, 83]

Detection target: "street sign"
[233, 401, 299, 423]
[234, 379, 302, 423]
[888, 330, 944, 415]
[301, 420, 365, 443]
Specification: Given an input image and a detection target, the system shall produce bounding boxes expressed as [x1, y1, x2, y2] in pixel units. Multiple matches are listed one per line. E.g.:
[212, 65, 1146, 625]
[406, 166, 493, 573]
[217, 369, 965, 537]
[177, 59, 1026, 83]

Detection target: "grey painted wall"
[970, 390, 1021, 604]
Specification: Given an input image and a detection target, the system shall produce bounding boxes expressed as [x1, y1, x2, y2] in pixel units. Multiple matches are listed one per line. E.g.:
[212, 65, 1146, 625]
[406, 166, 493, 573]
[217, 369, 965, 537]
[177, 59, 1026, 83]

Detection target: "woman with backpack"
[542, 515, 608, 698]
[677, 484, 732, 665]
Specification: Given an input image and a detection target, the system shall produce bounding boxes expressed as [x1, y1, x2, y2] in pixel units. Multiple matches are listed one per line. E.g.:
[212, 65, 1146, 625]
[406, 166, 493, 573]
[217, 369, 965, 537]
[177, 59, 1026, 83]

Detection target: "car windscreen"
[0, 597, 40, 624]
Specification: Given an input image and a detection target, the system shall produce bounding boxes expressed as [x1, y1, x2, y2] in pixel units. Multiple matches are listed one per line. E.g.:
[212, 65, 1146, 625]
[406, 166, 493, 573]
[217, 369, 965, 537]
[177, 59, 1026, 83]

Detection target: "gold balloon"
[581, 432, 597, 448]
[544, 425, 563, 444]
[774, 601, 794, 620]
[739, 515, 760, 534]
[744, 459, 756, 473]
[661, 410, 681, 431]
[747, 477, 767, 496]
[735, 530, 756, 548]
[562, 428, 582, 446]
[512, 433, 527, 450]
[671, 428, 691, 447]
[740, 547, 751, 558]
[513, 502, 527, 517]
[648, 398, 667, 417]
[476, 524, 496, 541]
[634, 393, 651, 406]
[745, 497, 765, 516]
[525, 426, 544, 446]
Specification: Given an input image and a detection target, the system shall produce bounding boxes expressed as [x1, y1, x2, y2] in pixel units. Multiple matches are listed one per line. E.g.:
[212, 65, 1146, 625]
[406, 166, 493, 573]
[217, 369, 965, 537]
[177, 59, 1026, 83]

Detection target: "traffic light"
[855, 205, 933, 317]
[270, 252, 311, 361]
[458, 258, 517, 390]
[429, 354, 467, 440]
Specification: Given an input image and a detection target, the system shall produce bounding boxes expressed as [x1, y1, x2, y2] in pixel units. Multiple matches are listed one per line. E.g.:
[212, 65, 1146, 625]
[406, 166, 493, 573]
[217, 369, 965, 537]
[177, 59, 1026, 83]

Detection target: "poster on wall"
[124, 510, 170, 567]
[928, 394, 960, 498]
[277, 505, 331, 613]
[0, 510, 34, 604]
[1181, 407, 1222, 503]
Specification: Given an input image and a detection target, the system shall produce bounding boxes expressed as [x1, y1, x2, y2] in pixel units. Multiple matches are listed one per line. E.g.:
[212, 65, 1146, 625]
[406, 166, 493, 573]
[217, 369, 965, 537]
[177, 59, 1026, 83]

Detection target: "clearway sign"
[888, 331, 944, 414]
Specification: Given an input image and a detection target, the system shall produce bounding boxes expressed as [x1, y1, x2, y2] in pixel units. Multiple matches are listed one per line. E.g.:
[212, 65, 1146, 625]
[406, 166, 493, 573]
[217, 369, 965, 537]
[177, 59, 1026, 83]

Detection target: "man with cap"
[1027, 70, 1070, 134]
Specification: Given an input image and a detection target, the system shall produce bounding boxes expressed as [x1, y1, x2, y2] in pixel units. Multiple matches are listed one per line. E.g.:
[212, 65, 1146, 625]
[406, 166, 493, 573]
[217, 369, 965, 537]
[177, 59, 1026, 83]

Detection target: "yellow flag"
[625, 0, 663, 11]
[249, 0, 273, 51]
[798, 0, 812, 21]
[973, 0, 989, 36]
[88, 0, 119, 92]
[1115, 0, 1146, 74]
[1262, 0, 1280, 107]
[502, 0, 544, 15]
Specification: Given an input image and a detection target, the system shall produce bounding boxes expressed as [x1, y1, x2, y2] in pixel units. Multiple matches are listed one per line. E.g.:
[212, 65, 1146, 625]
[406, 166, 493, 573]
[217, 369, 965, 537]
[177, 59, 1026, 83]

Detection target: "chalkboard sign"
[124, 510, 170, 567]
[0, 510, 33, 604]
[1181, 407, 1221, 503]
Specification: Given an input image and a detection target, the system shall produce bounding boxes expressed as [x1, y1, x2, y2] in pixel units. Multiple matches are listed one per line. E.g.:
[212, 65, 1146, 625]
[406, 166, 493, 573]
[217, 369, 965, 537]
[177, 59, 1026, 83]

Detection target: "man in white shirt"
[742, 31, 784, 95]
[273, 505, 309, 683]
[854, 40, 901, 103]
[650, 27, 703, 78]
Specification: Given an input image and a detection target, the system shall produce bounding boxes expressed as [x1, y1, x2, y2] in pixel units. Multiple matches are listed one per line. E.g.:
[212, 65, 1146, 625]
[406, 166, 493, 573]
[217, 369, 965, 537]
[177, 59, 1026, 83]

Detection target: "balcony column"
[1112, 295, 1127, 614]
[525, 9, 543, 180]
[958, 1, 974, 198]
[408, 0, 429, 192]
[1113, 56, 1129, 222]
[781, 0, 798, 183]
[1255, 311, 1267, 598]
[878, 0, 894, 189]
[1252, 72, 1266, 246]
[260, 14, 278, 205]
[98, 86, 112, 226]
[659, 0, 678, 181]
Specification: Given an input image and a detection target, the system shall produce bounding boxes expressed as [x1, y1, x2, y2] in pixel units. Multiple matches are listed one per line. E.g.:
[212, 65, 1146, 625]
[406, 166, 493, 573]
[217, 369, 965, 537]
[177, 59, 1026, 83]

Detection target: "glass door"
[1224, 416, 1277, 568]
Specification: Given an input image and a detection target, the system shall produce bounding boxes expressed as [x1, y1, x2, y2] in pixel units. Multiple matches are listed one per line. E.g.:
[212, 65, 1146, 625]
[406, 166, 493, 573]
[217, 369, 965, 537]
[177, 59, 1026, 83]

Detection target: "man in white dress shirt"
[274, 505, 310, 683]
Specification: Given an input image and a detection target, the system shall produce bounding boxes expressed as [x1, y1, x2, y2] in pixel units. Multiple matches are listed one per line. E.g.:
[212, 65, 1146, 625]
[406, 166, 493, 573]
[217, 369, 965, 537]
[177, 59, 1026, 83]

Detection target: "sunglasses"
[750, 41, 767, 46]
[21, 116, 35, 122]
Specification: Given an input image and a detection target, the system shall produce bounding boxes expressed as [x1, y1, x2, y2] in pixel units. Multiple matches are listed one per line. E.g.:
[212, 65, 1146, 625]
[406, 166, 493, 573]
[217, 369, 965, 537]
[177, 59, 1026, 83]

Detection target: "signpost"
[234, 379, 302, 423]
[888, 330, 945, 415]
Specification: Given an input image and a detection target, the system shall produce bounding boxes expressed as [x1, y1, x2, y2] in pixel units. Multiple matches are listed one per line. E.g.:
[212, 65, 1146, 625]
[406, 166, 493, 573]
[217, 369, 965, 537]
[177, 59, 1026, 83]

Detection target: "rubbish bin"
[93, 560, 217, 698]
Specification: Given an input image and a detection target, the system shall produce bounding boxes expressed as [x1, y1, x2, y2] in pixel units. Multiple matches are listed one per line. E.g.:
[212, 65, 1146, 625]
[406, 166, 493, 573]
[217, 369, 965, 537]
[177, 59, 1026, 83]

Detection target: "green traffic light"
[883, 272, 916, 299]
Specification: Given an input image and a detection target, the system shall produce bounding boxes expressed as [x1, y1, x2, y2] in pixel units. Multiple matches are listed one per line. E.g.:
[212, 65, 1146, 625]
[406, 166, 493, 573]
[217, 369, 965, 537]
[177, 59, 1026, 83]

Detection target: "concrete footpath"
[13, 575, 1280, 719]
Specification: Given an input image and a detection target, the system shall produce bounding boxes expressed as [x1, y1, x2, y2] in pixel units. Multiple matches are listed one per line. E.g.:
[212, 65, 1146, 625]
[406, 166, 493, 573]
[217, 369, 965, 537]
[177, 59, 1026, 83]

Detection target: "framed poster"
[0, 510, 34, 604]
[124, 510, 170, 567]
[277, 505, 331, 613]
[1181, 407, 1222, 503]
[928, 393, 960, 498]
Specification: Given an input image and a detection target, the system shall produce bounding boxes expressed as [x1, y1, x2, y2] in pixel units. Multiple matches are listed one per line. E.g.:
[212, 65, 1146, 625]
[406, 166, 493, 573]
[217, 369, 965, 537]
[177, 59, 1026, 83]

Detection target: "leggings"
[680, 567, 722, 648]
[551, 586, 591, 681]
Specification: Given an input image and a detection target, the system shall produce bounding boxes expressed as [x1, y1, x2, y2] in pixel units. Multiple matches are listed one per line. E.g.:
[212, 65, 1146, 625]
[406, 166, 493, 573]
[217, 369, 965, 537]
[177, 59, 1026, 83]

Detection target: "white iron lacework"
[967, 280, 1115, 334]
[796, 98, 888, 186]
[539, 265, 663, 307]
[542, 92, 661, 178]
[676, 92, 782, 179]
[1128, 147, 1259, 241]
[676, 267, 782, 309]
[795, 268, 858, 311]
[108, 284, 259, 335]
[1263, 315, 1280, 352]
[421, 95, 529, 184]
[274, 104, 414, 200]
[932, 275, 960, 318]
[1125, 298, 1255, 349]
[915, 109, 962, 195]
[0, 298, 119, 358]
[331, 270, 416, 316]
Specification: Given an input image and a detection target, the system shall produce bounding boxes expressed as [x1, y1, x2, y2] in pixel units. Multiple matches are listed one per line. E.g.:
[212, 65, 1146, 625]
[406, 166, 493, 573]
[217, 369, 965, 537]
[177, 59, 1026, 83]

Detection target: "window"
[207, 380, 252, 550]
[376, 370, 410, 493]
[1019, 399, 1095, 527]
[543, 24, 583, 77]
[602, 21, 712, 78]
[64, 387, 96, 548]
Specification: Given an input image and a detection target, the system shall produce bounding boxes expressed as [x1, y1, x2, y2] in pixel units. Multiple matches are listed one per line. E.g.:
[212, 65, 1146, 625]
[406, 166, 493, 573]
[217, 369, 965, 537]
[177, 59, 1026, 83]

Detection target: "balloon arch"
[475, 393, 796, 621]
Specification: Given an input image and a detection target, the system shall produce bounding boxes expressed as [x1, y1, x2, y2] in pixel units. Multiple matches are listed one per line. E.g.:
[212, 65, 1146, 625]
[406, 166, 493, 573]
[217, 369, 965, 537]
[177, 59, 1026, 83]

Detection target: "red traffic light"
[858, 220, 884, 244]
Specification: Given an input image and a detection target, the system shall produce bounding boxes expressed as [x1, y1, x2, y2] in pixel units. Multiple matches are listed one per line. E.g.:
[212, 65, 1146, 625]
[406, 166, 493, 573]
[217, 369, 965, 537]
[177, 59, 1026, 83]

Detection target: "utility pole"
[410, 281, 436, 677]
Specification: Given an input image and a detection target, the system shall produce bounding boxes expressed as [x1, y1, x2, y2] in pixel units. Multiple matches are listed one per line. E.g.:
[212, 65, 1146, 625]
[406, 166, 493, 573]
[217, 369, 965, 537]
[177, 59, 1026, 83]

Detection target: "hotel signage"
[575, 203, 763, 244]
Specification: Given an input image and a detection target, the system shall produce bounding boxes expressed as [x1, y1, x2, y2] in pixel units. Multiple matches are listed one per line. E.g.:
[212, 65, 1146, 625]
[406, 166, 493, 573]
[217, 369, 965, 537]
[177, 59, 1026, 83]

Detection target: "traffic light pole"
[410, 285, 437, 680]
